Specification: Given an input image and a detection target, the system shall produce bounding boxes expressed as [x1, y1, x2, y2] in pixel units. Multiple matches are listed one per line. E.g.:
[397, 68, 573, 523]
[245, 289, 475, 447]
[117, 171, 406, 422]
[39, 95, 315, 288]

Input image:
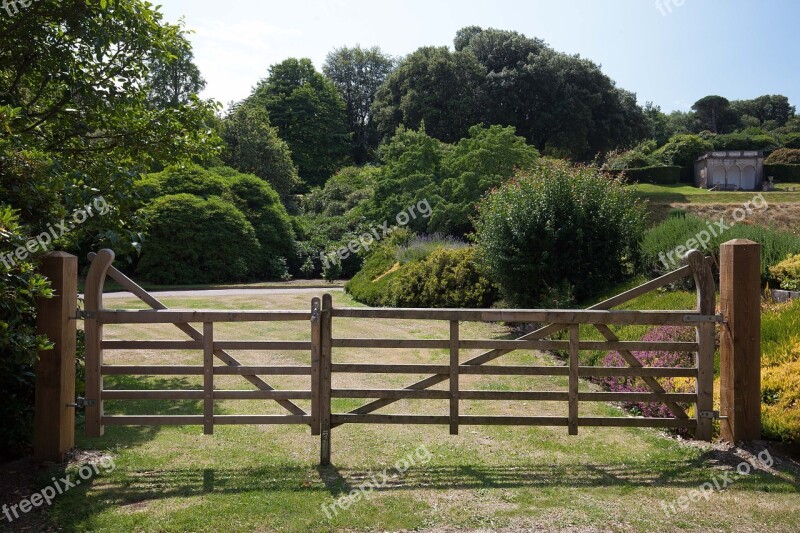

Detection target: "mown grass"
[17, 291, 800, 532]
[630, 183, 800, 205]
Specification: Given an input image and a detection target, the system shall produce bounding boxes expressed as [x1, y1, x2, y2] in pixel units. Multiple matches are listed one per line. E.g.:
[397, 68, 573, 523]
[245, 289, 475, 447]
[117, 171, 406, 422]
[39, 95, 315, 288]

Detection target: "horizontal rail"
[332, 364, 450, 374]
[330, 414, 698, 428]
[101, 365, 312, 376]
[331, 308, 721, 325]
[92, 309, 312, 324]
[103, 340, 202, 350]
[332, 339, 699, 351]
[579, 367, 697, 378]
[102, 390, 313, 400]
[333, 339, 450, 349]
[214, 341, 312, 350]
[459, 365, 569, 376]
[102, 415, 312, 425]
[460, 391, 568, 401]
[331, 389, 450, 399]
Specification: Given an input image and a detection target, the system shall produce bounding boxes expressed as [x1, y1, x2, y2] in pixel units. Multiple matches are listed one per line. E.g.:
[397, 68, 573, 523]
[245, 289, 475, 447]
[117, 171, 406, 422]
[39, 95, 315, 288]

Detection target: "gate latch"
[67, 397, 96, 409]
[699, 410, 720, 419]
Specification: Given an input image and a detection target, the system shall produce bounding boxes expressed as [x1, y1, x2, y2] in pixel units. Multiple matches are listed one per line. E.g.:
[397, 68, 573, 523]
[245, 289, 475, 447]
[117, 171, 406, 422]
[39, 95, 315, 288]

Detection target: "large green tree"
[248, 58, 350, 188]
[220, 104, 301, 200]
[146, 27, 206, 109]
[323, 45, 394, 164]
[692, 95, 738, 134]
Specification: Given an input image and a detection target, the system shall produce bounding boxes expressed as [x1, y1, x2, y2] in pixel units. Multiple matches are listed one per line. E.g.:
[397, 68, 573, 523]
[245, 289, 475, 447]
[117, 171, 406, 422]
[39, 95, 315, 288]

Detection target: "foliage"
[301, 165, 377, 219]
[603, 141, 660, 170]
[344, 244, 400, 306]
[136, 194, 261, 284]
[387, 247, 497, 308]
[0, 206, 53, 459]
[640, 213, 800, 278]
[372, 46, 485, 144]
[782, 132, 800, 149]
[248, 58, 350, 187]
[323, 46, 395, 163]
[146, 26, 206, 109]
[765, 164, 800, 182]
[765, 148, 800, 165]
[692, 95, 738, 134]
[770, 254, 800, 291]
[711, 132, 778, 152]
[617, 166, 682, 185]
[136, 164, 229, 201]
[654, 134, 714, 168]
[220, 105, 301, 199]
[594, 326, 695, 419]
[431, 125, 540, 236]
[395, 234, 467, 264]
[474, 161, 648, 307]
[761, 299, 800, 443]
[731, 95, 796, 130]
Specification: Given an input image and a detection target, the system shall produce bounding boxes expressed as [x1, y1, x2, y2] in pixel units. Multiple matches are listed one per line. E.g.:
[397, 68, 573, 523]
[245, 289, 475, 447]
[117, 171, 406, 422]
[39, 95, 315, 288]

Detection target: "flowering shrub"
[595, 326, 695, 419]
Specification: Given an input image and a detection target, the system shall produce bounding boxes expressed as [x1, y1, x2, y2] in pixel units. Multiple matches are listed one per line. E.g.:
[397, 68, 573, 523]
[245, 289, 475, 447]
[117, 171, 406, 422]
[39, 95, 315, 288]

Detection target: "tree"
[323, 46, 395, 163]
[643, 102, 673, 146]
[248, 58, 350, 188]
[692, 95, 738, 134]
[220, 104, 301, 199]
[147, 28, 206, 109]
[372, 46, 485, 144]
[731, 95, 796, 130]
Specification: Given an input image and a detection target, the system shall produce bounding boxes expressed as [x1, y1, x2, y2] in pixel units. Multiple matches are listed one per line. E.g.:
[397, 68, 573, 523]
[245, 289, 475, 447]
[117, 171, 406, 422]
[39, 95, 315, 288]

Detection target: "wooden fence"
[33, 241, 763, 464]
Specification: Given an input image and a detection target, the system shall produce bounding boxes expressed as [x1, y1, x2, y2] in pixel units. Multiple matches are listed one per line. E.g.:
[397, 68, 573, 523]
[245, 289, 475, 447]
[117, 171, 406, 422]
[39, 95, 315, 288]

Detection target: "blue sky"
[159, 0, 800, 113]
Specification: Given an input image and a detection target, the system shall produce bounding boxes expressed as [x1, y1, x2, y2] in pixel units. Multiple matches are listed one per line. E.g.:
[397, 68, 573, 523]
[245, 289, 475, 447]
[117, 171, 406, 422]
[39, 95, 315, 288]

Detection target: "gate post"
[319, 293, 333, 466]
[686, 250, 715, 442]
[34, 252, 78, 462]
[719, 239, 761, 442]
[85, 249, 115, 437]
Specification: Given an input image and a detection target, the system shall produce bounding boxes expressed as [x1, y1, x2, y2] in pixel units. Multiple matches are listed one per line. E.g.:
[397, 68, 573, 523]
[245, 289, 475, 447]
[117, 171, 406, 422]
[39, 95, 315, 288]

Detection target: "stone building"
[694, 150, 765, 190]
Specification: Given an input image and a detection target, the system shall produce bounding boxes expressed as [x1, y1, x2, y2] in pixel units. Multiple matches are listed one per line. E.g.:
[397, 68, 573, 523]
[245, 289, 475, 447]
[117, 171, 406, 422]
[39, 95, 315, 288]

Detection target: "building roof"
[696, 150, 765, 162]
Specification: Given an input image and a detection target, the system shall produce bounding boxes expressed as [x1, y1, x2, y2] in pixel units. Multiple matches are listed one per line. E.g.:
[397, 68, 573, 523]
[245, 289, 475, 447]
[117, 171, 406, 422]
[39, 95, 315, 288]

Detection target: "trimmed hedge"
[765, 164, 800, 182]
[615, 166, 682, 185]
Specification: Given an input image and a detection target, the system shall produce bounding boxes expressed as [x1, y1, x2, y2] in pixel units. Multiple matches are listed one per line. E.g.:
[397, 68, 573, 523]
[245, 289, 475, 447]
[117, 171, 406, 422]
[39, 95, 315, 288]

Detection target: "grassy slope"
[23, 291, 800, 532]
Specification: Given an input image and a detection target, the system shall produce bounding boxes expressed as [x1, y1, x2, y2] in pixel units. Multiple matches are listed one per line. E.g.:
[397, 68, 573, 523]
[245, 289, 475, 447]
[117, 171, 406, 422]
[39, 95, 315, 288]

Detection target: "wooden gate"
[82, 248, 722, 465]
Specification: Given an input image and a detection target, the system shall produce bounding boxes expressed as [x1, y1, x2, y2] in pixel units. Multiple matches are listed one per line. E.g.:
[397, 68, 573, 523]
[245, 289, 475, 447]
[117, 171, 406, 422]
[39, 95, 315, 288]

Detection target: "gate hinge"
[66, 397, 96, 408]
[699, 410, 720, 419]
[683, 314, 724, 323]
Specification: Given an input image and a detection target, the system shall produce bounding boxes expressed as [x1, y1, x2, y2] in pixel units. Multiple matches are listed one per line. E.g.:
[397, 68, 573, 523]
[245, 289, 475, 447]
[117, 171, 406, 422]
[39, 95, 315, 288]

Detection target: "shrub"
[344, 245, 400, 306]
[640, 213, 800, 278]
[782, 132, 800, 149]
[712, 132, 778, 152]
[474, 162, 648, 308]
[137, 194, 261, 284]
[764, 164, 800, 182]
[224, 171, 296, 279]
[603, 141, 659, 171]
[0, 206, 53, 459]
[654, 134, 714, 168]
[761, 299, 800, 442]
[395, 234, 467, 264]
[387, 247, 497, 308]
[301, 166, 377, 218]
[770, 254, 800, 290]
[616, 166, 681, 185]
[765, 148, 800, 165]
[136, 164, 229, 203]
[594, 326, 695, 419]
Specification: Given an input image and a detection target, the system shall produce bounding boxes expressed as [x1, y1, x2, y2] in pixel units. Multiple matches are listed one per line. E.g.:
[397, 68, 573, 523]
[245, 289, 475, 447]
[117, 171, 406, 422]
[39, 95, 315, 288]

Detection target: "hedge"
[765, 164, 800, 182]
[619, 166, 682, 185]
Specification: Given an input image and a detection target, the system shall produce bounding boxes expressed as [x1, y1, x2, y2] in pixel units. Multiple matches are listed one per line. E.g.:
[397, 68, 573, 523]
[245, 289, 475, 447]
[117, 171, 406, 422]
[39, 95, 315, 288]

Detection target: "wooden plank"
[102, 365, 204, 375]
[331, 389, 450, 399]
[330, 308, 715, 325]
[457, 340, 699, 352]
[332, 339, 449, 349]
[214, 341, 313, 351]
[320, 294, 333, 466]
[94, 309, 311, 324]
[460, 416, 570, 426]
[578, 417, 697, 428]
[87, 256, 309, 418]
[103, 390, 203, 400]
[568, 324, 579, 436]
[214, 366, 312, 376]
[578, 367, 697, 378]
[461, 391, 569, 401]
[214, 390, 313, 400]
[332, 364, 450, 374]
[331, 414, 450, 425]
[460, 365, 570, 376]
[719, 241, 760, 442]
[203, 322, 214, 435]
[102, 340, 202, 350]
[84, 249, 114, 438]
[450, 320, 459, 435]
[594, 323, 690, 420]
[34, 252, 78, 462]
[310, 298, 321, 436]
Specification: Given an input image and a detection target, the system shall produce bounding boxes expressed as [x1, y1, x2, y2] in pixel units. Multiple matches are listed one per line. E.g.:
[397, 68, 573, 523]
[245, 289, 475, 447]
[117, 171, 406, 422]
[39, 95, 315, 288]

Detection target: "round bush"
[136, 164, 229, 202]
[137, 194, 260, 284]
[474, 162, 647, 307]
[765, 148, 800, 165]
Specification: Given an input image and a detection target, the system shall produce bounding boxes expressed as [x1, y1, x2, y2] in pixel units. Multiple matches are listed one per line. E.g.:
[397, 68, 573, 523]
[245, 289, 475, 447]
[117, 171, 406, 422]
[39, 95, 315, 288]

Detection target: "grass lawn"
[12, 290, 799, 532]
[630, 183, 800, 205]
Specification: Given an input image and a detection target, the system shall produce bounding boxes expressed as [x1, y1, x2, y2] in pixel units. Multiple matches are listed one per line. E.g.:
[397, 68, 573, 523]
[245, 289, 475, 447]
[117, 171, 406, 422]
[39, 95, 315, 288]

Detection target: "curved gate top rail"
[82, 248, 724, 465]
